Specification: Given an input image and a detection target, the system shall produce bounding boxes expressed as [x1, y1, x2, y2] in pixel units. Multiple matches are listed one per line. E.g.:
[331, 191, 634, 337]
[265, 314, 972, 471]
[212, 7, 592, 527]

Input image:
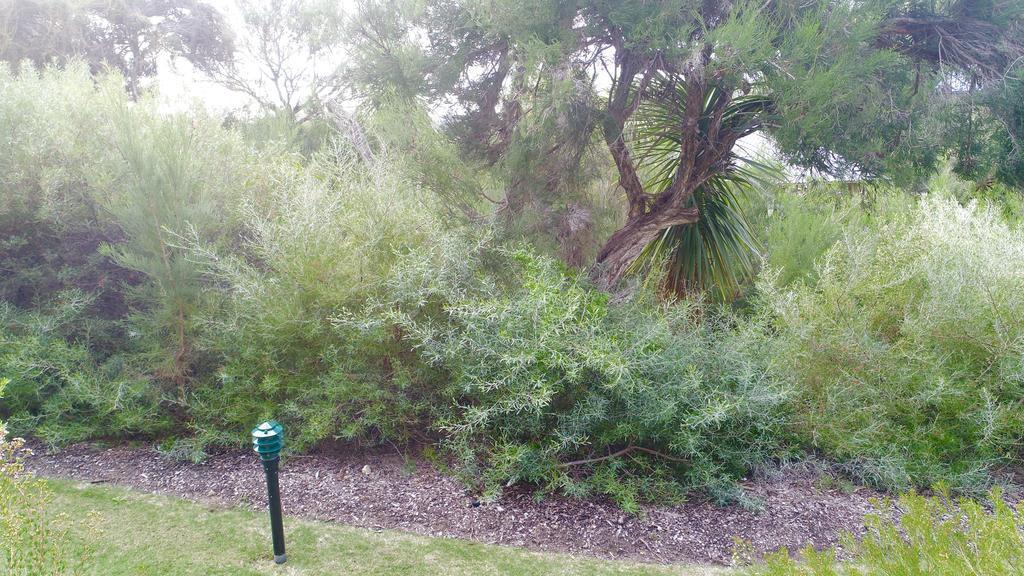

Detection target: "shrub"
[759, 187, 861, 288]
[0, 63, 136, 351]
[750, 488, 1024, 575]
[185, 145, 449, 452]
[762, 188, 1024, 492]
[0, 378, 96, 575]
[0, 298, 170, 445]
[2, 64, 790, 505]
[754, 182, 916, 290]
[0, 64, 287, 442]
[378, 246, 790, 508]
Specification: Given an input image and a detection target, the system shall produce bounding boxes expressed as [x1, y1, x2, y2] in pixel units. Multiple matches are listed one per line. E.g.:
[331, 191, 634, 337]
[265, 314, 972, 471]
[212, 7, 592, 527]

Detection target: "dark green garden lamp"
[252, 420, 286, 564]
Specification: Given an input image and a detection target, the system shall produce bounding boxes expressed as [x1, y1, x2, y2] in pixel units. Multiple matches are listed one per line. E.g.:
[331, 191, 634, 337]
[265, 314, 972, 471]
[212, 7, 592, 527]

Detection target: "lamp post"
[252, 420, 286, 564]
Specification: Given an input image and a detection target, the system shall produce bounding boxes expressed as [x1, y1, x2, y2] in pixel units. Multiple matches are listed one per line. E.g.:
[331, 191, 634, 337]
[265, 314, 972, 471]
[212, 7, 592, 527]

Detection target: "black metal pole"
[262, 457, 286, 564]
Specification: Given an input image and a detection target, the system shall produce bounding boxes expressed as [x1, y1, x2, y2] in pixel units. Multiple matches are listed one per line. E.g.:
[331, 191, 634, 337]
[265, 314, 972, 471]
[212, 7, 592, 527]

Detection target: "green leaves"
[0, 301, 171, 445]
[101, 84, 245, 397]
[753, 489, 1024, 575]
[763, 188, 1024, 492]
[628, 77, 779, 299]
[392, 248, 788, 504]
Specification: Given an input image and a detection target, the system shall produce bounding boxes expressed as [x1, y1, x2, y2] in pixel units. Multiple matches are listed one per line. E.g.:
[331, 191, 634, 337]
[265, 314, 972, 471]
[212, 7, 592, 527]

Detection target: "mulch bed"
[24, 441, 883, 566]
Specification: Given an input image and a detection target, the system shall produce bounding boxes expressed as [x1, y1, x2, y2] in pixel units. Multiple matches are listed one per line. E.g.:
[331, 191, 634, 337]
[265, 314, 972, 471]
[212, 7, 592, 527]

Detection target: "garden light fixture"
[252, 420, 286, 564]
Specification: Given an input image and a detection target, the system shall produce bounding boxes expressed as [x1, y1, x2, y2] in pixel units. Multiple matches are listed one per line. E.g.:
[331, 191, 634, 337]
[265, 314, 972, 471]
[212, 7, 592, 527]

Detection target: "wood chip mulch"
[24, 442, 884, 567]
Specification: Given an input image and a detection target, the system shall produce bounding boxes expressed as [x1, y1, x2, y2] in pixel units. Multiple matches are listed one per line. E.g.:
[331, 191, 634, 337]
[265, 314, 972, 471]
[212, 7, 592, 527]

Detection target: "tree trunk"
[584, 37, 752, 292]
[590, 204, 699, 290]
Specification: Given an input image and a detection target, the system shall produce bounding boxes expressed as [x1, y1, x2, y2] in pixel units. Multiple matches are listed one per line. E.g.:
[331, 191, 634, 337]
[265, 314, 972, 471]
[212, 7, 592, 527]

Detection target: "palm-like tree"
[627, 78, 777, 300]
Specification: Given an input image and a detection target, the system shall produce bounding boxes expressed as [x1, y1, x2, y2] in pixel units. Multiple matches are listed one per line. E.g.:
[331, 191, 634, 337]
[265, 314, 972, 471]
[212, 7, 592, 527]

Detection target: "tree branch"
[604, 48, 649, 219]
[556, 445, 689, 469]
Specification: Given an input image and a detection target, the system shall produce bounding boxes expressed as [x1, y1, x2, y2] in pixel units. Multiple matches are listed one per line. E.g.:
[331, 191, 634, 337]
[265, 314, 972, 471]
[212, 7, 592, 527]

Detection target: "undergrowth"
[749, 488, 1024, 575]
[373, 246, 790, 508]
[2, 65, 1023, 507]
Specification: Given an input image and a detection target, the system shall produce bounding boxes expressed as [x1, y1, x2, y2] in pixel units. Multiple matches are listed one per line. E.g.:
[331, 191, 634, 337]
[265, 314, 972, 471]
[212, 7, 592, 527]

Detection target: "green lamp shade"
[251, 420, 284, 460]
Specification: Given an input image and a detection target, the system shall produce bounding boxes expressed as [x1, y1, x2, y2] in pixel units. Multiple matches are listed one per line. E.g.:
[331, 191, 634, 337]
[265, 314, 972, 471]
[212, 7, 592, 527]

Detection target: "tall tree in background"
[0, 0, 233, 99]
[203, 0, 346, 119]
[873, 0, 1024, 187]
[348, 0, 1024, 291]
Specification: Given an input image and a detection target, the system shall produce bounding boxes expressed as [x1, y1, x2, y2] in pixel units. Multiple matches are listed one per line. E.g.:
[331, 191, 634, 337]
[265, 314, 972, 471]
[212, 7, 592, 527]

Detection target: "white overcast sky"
[156, 0, 357, 114]
[156, 0, 243, 113]
[157, 58, 243, 113]
[154, 0, 779, 165]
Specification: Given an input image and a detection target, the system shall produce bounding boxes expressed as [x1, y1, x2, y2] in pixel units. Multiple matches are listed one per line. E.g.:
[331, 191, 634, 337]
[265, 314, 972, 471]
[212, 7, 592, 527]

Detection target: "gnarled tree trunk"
[589, 45, 744, 290]
[591, 204, 699, 289]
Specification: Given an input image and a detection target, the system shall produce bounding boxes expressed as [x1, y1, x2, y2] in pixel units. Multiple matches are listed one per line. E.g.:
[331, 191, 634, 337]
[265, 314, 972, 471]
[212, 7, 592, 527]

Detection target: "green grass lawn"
[45, 480, 728, 575]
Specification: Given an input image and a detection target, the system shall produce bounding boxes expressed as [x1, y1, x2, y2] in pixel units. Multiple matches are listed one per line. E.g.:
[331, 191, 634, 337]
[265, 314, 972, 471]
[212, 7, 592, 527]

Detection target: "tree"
[0, 0, 233, 99]
[202, 0, 346, 119]
[628, 76, 778, 298]
[98, 81, 248, 401]
[347, 0, 1024, 291]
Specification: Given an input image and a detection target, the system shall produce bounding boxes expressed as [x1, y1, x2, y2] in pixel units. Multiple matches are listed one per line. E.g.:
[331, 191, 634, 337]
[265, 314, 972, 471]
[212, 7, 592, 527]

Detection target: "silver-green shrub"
[0, 63, 280, 440]
[186, 143, 453, 451]
[370, 245, 790, 508]
[762, 181, 1024, 491]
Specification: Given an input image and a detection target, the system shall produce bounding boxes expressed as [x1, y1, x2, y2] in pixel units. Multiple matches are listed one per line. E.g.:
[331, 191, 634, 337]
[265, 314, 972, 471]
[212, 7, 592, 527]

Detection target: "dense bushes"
[762, 188, 1024, 492]
[185, 146, 449, 452]
[0, 63, 280, 441]
[0, 298, 169, 444]
[182, 142, 789, 502]
[384, 248, 789, 507]
[2, 65, 1024, 505]
[0, 66, 137, 353]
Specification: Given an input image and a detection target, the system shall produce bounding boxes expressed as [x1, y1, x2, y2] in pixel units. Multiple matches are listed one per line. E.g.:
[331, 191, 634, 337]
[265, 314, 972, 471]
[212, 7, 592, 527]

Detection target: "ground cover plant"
[0, 378, 93, 574]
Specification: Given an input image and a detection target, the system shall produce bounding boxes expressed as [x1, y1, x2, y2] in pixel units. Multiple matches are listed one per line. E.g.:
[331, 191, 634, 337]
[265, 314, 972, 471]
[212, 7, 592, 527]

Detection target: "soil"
[24, 441, 884, 567]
